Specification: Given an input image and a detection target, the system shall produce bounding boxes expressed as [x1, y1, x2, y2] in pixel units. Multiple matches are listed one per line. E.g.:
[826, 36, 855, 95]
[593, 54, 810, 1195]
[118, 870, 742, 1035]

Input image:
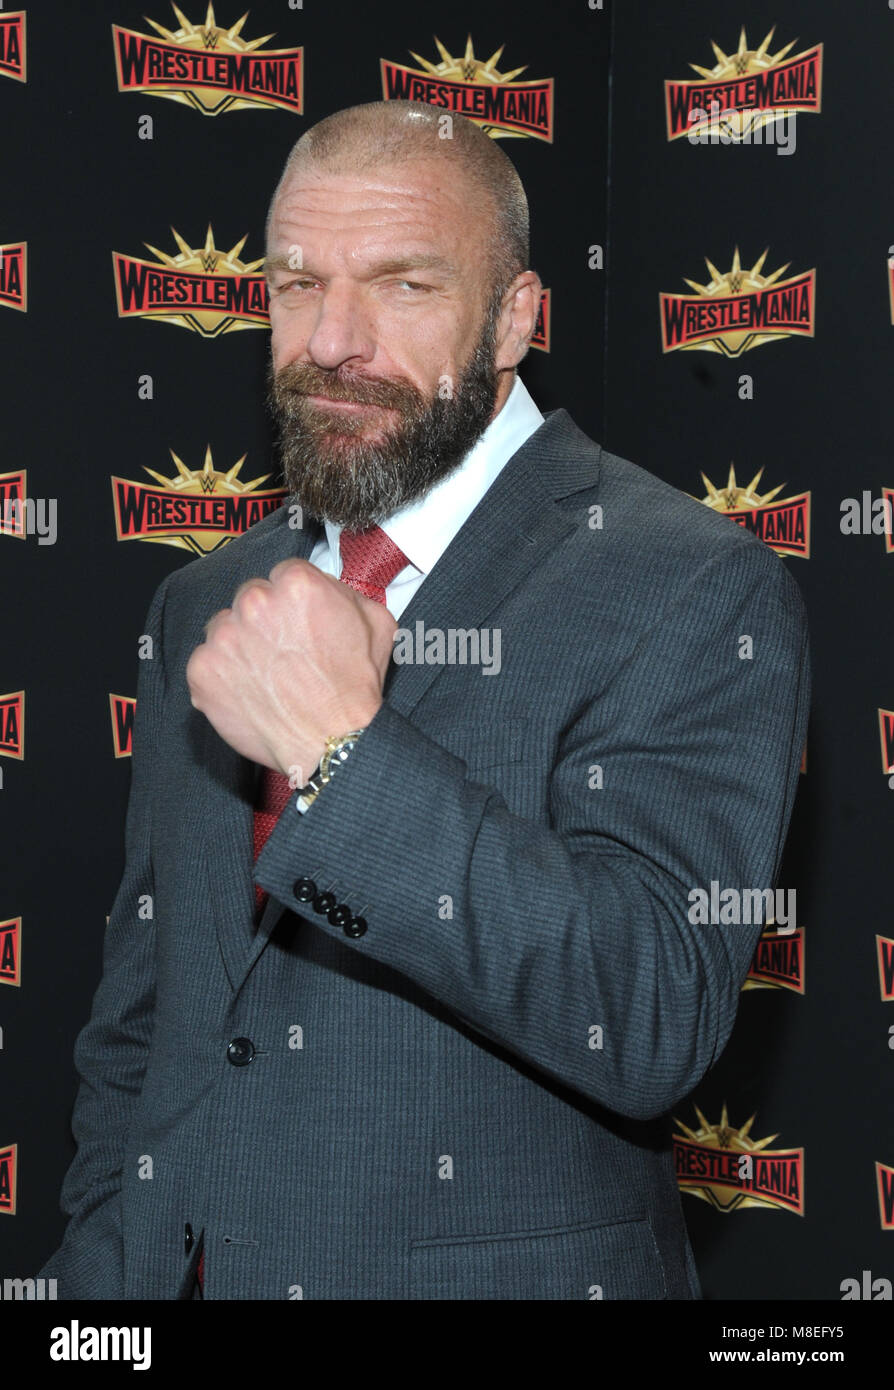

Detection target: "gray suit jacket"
[40, 407, 810, 1299]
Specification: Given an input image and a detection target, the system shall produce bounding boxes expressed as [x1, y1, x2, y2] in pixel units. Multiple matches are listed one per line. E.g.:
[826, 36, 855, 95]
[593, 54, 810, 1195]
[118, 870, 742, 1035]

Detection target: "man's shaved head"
[266, 99, 530, 302]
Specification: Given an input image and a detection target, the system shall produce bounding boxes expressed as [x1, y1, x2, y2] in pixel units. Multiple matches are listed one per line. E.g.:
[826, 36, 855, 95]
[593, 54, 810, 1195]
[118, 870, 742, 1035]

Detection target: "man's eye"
[271, 278, 426, 294]
[268, 279, 315, 295]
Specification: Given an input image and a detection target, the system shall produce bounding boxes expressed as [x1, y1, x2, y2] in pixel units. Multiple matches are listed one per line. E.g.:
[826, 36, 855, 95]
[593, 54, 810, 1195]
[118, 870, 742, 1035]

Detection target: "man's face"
[264, 157, 508, 530]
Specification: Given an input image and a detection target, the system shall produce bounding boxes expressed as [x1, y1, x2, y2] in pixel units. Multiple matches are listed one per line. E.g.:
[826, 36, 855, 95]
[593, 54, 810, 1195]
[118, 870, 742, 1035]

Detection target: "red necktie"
[251, 525, 409, 906]
[197, 528, 408, 1296]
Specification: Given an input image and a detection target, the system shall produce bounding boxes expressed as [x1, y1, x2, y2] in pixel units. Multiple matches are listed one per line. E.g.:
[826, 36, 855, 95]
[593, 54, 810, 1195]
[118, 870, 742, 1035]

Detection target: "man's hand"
[186, 558, 397, 781]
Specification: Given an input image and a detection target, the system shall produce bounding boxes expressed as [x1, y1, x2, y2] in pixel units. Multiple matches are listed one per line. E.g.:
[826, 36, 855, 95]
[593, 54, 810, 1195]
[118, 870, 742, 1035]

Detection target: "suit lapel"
[234, 409, 600, 987]
[382, 422, 583, 716]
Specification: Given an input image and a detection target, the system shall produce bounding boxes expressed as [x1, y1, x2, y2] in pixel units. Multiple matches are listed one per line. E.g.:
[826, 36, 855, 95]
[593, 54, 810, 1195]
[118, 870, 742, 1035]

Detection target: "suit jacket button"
[184, 1222, 194, 1254]
[345, 916, 367, 938]
[227, 1037, 255, 1066]
[328, 903, 352, 927]
[293, 877, 316, 903]
[313, 891, 336, 914]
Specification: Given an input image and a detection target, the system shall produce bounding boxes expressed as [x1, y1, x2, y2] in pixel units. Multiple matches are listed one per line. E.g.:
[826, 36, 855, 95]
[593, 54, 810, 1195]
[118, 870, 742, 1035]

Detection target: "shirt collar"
[323, 373, 544, 578]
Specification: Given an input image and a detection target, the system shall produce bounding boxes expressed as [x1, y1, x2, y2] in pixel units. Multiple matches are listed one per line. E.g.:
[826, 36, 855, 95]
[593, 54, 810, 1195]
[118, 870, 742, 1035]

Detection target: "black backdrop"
[0, 0, 890, 1301]
[605, 2, 893, 1299]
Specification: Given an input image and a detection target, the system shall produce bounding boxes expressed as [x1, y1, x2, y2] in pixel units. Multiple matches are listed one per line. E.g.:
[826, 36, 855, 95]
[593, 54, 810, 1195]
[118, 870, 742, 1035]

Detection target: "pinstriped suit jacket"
[39, 407, 810, 1299]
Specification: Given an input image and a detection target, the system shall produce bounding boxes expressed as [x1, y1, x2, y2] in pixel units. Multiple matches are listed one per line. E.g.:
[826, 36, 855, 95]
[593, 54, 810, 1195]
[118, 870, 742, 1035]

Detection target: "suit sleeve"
[255, 539, 811, 1122]
[37, 571, 172, 1297]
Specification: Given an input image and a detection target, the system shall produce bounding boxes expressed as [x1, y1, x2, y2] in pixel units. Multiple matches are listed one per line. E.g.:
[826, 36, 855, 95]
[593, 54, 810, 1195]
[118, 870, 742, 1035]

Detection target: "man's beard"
[266, 295, 503, 531]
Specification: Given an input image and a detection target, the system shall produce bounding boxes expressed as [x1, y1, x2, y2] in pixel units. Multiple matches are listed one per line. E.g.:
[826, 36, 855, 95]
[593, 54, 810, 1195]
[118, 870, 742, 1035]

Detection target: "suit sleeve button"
[293, 877, 316, 902]
[327, 903, 352, 927]
[312, 891, 336, 914]
[344, 916, 367, 938]
[184, 1222, 194, 1254]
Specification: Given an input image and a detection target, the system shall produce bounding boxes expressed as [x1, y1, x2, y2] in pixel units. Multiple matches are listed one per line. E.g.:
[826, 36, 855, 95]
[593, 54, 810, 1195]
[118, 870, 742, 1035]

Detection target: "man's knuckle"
[238, 586, 268, 620]
[282, 561, 310, 594]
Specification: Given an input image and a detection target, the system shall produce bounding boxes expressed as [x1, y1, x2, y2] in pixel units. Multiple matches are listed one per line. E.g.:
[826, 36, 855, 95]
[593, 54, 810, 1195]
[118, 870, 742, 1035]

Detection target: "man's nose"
[304, 282, 375, 370]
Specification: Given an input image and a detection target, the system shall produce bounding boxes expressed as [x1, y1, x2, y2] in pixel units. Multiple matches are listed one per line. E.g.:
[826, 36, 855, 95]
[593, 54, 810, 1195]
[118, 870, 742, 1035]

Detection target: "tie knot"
[339, 525, 408, 605]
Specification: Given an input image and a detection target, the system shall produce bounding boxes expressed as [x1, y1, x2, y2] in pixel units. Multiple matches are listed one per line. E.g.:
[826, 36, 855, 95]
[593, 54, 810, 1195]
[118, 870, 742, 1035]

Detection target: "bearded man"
[39, 99, 810, 1300]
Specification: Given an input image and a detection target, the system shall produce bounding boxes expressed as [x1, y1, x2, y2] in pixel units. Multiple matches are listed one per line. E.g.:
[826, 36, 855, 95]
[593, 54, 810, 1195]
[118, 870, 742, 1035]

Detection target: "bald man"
[39, 100, 810, 1300]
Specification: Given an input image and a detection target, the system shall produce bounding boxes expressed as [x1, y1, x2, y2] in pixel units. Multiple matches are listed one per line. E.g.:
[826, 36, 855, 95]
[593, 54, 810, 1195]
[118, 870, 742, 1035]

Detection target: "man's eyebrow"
[263, 252, 459, 280]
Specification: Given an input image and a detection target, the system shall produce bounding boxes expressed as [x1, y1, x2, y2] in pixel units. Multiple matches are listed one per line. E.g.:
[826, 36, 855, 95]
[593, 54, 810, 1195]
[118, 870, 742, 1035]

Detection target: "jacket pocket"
[425, 716, 531, 772]
[409, 1212, 667, 1300]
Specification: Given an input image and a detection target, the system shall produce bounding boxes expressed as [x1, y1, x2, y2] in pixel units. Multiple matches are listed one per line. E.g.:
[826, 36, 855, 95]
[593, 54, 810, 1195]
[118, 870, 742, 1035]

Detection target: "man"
[39, 99, 810, 1300]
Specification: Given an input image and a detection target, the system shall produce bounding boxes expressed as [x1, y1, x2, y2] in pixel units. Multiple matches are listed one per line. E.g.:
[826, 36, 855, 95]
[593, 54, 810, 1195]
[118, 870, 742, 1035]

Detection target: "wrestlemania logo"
[531, 289, 550, 352]
[878, 1163, 894, 1231]
[674, 1105, 804, 1215]
[381, 34, 554, 142]
[112, 446, 287, 556]
[878, 936, 894, 1004]
[113, 225, 267, 337]
[744, 924, 805, 995]
[691, 462, 810, 559]
[661, 247, 815, 357]
[880, 708, 894, 778]
[0, 470, 27, 537]
[110, 696, 136, 759]
[0, 243, 26, 312]
[0, 919, 20, 988]
[0, 1143, 16, 1214]
[887, 250, 894, 330]
[0, 692, 24, 760]
[0, 11, 25, 83]
[665, 26, 822, 142]
[113, 2, 302, 115]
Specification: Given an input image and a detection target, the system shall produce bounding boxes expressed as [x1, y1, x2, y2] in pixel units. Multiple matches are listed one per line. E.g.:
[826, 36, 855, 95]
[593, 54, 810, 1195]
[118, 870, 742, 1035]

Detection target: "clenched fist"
[186, 557, 396, 782]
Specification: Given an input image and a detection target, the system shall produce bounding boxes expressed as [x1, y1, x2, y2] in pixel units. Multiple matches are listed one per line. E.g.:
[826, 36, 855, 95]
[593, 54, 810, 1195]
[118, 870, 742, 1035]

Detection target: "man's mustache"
[272, 363, 423, 412]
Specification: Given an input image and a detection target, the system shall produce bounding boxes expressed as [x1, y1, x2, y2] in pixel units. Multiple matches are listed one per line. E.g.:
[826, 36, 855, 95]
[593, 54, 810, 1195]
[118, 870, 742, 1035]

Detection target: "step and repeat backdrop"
[0, 0, 889, 1301]
[604, 2, 893, 1299]
[0, 0, 607, 1292]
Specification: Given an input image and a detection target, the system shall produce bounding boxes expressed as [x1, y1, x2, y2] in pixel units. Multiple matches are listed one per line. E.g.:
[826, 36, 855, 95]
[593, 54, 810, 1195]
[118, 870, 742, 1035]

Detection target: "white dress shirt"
[307, 373, 545, 618]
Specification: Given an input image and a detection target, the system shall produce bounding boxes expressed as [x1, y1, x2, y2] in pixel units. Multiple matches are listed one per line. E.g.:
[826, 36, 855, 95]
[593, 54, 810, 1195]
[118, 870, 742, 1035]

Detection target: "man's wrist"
[295, 728, 367, 813]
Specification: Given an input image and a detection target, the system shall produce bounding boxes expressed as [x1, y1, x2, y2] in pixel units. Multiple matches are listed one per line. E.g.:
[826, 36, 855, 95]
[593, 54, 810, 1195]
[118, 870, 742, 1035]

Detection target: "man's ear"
[495, 271, 543, 370]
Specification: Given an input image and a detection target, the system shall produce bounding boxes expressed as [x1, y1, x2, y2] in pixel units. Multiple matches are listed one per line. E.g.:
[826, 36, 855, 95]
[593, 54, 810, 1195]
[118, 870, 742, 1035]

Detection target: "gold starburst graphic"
[410, 34, 525, 83]
[144, 446, 270, 495]
[677, 1103, 779, 1151]
[685, 245, 789, 301]
[145, 2, 273, 51]
[696, 462, 786, 513]
[143, 224, 264, 280]
[691, 26, 795, 79]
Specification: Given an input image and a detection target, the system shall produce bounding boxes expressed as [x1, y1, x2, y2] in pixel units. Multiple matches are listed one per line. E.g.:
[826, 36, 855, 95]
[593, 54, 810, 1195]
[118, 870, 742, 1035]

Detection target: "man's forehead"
[270, 159, 480, 233]
[266, 159, 489, 276]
